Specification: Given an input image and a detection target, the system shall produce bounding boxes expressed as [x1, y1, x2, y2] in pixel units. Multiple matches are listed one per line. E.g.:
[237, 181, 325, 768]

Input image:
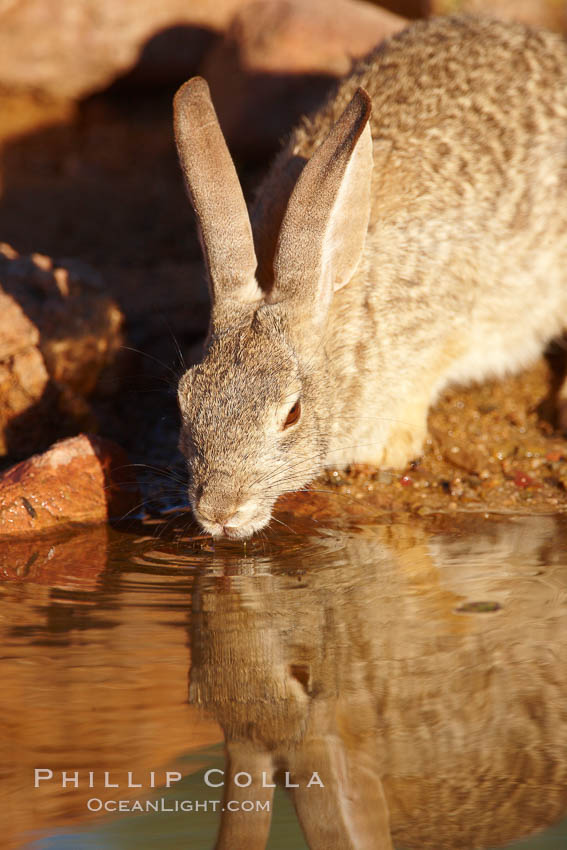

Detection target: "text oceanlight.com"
[86, 799, 270, 813]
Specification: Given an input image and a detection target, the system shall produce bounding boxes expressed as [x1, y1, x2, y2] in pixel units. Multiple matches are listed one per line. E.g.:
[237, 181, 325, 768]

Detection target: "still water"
[2, 510, 567, 849]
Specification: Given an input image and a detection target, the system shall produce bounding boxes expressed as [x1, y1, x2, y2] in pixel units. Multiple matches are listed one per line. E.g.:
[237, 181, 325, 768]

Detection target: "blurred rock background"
[0, 0, 565, 528]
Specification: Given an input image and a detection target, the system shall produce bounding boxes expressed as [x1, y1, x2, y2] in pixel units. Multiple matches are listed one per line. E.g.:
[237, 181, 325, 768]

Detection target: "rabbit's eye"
[283, 399, 301, 429]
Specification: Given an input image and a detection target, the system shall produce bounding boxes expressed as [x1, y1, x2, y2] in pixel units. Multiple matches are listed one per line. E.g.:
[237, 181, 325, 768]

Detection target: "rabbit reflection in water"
[174, 16, 567, 539]
[189, 517, 567, 849]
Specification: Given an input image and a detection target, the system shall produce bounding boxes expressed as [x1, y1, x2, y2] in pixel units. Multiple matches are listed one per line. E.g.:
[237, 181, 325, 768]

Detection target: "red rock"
[0, 435, 140, 536]
[0, 286, 39, 359]
[1, 247, 123, 395]
[0, 0, 252, 99]
[0, 244, 124, 457]
[0, 287, 54, 456]
[201, 0, 408, 156]
[425, 0, 567, 33]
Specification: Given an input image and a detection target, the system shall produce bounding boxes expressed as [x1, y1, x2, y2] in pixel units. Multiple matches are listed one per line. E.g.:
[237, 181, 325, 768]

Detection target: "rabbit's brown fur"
[175, 16, 567, 538]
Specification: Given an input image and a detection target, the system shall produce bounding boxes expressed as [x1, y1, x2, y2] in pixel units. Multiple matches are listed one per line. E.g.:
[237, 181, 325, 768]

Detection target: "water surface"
[2, 512, 567, 849]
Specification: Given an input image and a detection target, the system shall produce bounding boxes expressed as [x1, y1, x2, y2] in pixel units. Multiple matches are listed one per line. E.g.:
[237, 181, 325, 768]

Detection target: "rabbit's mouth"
[193, 497, 273, 541]
[222, 522, 264, 540]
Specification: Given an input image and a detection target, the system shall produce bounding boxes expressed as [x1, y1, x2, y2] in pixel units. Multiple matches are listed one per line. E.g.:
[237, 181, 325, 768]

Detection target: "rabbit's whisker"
[120, 345, 183, 379]
[116, 462, 188, 485]
[269, 515, 298, 535]
[160, 317, 188, 373]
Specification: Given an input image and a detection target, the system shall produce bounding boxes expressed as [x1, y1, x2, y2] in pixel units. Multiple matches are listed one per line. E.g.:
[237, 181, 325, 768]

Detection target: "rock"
[201, 0, 408, 156]
[0, 244, 124, 457]
[425, 0, 567, 34]
[0, 284, 58, 456]
[0, 435, 140, 536]
[0, 0, 253, 99]
[1, 246, 123, 394]
[0, 290, 49, 430]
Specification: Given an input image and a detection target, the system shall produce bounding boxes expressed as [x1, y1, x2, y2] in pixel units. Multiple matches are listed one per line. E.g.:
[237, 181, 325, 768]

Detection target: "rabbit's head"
[174, 78, 372, 538]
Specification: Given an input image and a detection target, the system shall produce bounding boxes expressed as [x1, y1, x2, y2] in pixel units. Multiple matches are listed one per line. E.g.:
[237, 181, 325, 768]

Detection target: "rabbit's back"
[295, 16, 567, 216]
[281, 17, 567, 387]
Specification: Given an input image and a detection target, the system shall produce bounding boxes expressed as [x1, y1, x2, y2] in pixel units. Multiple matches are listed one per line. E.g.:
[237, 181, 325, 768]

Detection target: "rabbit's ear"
[174, 77, 261, 305]
[270, 88, 372, 318]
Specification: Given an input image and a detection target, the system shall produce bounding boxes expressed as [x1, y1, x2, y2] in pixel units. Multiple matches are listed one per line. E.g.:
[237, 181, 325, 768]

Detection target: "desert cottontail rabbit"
[174, 15, 567, 539]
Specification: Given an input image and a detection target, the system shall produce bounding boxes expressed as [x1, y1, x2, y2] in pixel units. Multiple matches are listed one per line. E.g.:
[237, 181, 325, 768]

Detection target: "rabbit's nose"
[195, 482, 237, 524]
[197, 505, 237, 526]
[197, 498, 258, 530]
[195, 491, 239, 525]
